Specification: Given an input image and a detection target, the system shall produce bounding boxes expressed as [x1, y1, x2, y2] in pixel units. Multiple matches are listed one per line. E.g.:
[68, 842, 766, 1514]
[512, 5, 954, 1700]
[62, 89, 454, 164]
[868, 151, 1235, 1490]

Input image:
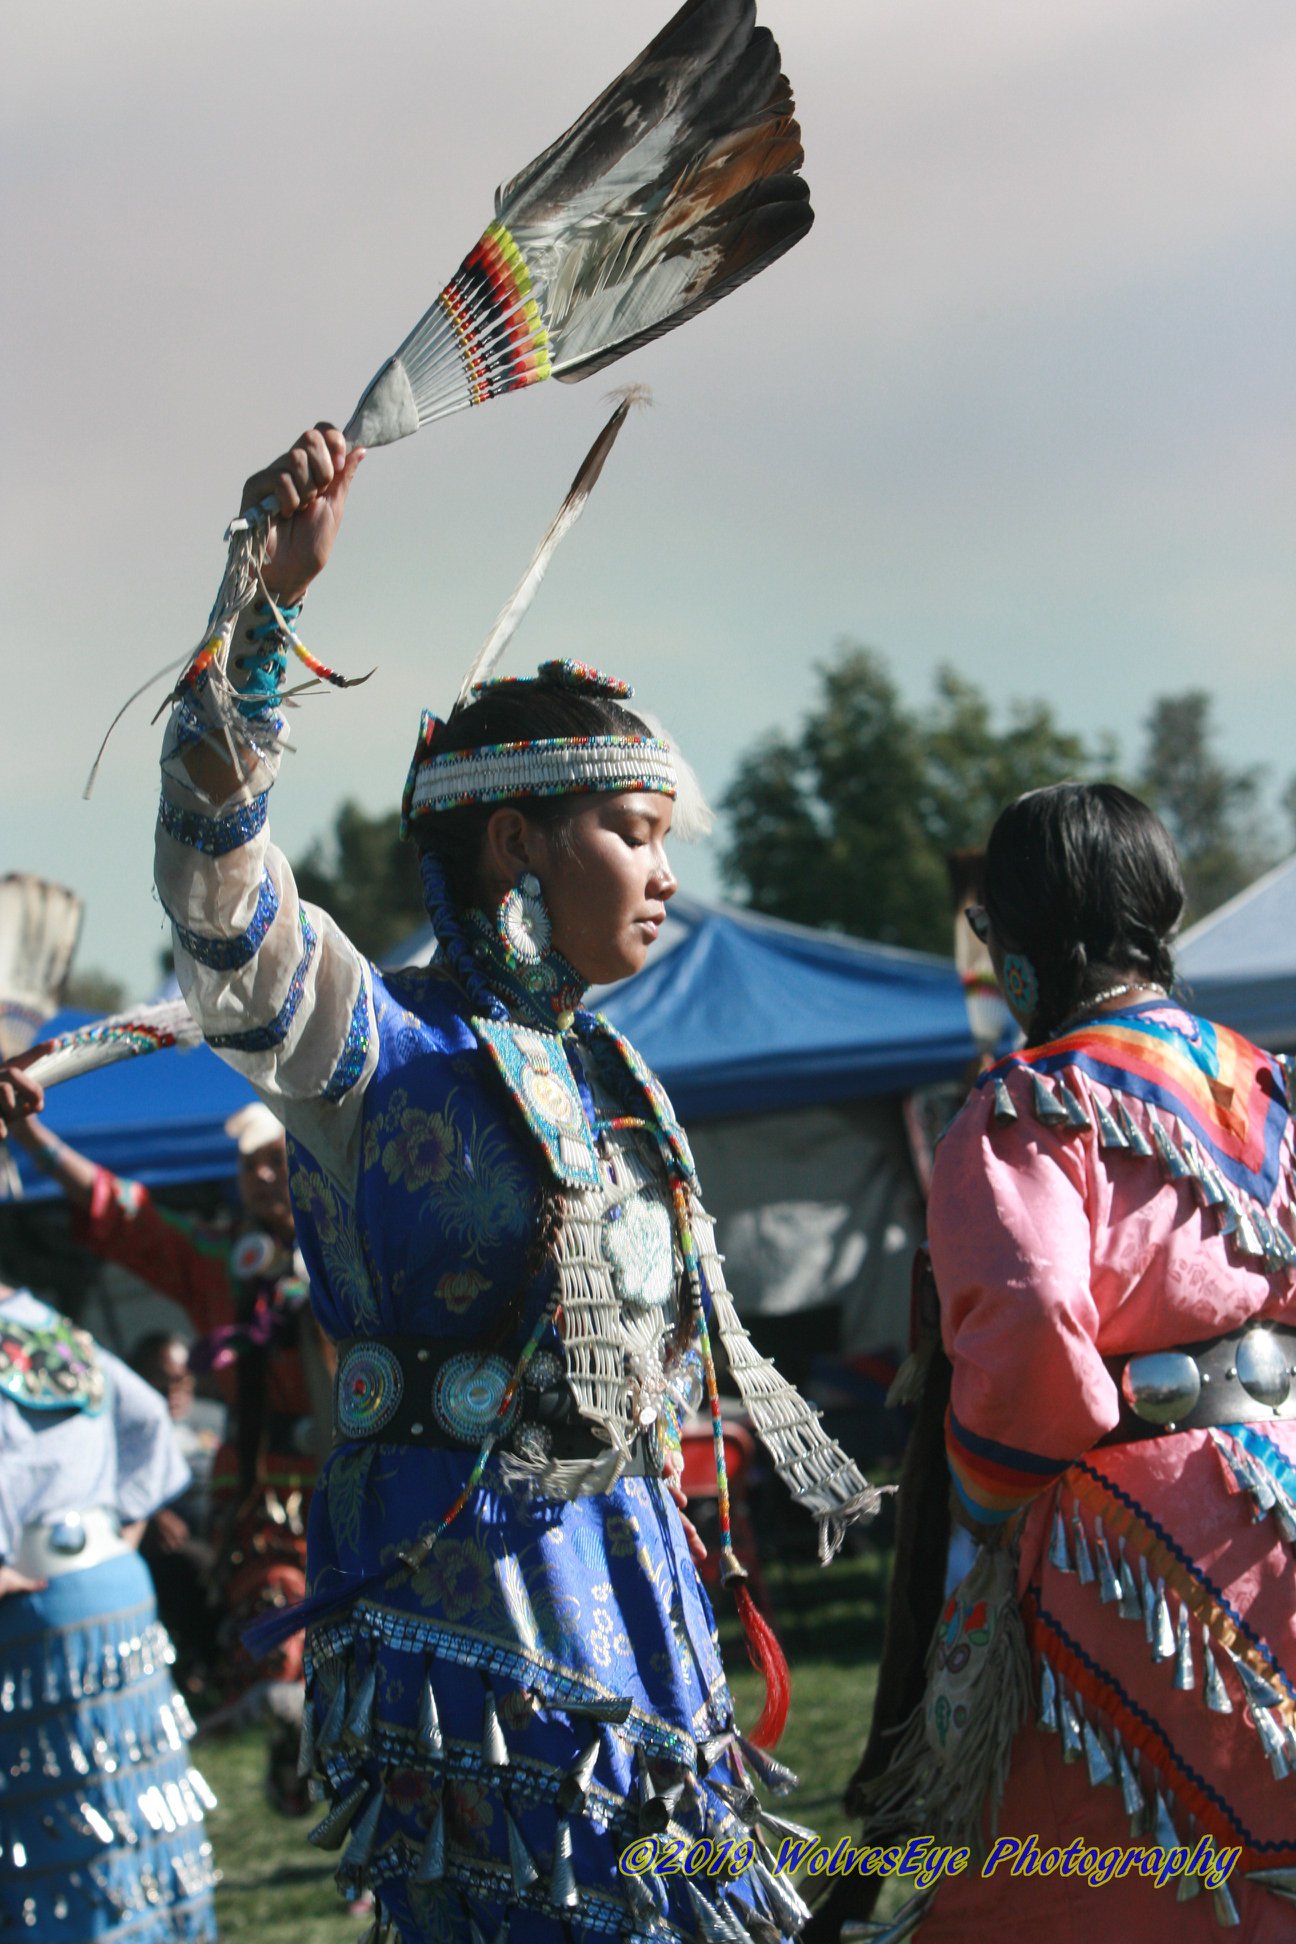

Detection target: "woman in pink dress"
[861, 784, 1296, 1943]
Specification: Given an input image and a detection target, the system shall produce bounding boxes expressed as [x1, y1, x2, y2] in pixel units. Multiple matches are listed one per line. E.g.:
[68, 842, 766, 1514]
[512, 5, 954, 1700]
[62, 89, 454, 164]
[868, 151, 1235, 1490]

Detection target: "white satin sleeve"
[154, 603, 378, 1200]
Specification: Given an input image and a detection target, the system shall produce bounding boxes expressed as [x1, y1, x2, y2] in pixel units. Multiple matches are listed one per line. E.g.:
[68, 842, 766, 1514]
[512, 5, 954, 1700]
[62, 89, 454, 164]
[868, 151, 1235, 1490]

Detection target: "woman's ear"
[480, 808, 538, 894]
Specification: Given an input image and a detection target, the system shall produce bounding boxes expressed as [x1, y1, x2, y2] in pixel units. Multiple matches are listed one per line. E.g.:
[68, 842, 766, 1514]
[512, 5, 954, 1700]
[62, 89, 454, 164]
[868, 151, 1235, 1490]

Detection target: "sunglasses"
[964, 904, 991, 944]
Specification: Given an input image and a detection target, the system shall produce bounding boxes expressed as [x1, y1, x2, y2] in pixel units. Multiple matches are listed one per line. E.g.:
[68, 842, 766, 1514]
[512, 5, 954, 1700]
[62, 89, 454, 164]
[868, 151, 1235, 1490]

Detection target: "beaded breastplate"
[0, 1310, 106, 1414]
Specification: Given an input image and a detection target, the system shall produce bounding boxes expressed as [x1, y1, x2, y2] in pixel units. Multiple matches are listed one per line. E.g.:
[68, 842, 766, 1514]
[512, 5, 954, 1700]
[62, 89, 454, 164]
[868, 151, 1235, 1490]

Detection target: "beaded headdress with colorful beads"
[400, 660, 677, 836]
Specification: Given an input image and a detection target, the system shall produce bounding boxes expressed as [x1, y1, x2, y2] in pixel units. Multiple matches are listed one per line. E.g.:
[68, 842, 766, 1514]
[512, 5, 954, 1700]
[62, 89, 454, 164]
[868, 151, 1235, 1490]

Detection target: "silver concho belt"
[1104, 1322, 1296, 1441]
[331, 1336, 664, 1477]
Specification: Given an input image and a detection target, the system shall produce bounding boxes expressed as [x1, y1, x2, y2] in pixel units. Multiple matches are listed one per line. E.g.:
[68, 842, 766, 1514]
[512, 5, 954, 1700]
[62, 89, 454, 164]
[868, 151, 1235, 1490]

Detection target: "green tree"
[720, 645, 1106, 952]
[293, 801, 426, 962]
[1137, 693, 1273, 922]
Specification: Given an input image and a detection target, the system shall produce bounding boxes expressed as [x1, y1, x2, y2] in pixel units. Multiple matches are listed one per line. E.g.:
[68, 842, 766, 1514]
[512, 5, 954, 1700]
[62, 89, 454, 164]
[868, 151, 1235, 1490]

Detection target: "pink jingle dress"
[923, 1000, 1296, 1943]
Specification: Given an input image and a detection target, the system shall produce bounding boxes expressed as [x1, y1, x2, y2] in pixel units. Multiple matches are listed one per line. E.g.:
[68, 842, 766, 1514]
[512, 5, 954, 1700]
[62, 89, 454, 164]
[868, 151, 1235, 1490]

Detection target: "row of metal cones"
[993, 1067, 1296, 1272]
[297, 1654, 807, 1939]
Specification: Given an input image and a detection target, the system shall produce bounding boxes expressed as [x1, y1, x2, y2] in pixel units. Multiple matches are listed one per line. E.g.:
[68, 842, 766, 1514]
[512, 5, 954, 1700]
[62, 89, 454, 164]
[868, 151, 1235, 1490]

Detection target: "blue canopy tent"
[1175, 856, 1296, 1050]
[11, 899, 977, 1199]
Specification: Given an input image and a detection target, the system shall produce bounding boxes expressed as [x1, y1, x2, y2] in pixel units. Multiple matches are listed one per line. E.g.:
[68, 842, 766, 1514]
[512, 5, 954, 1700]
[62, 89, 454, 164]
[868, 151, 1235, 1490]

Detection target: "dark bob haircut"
[411, 683, 653, 909]
[983, 782, 1185, 1033]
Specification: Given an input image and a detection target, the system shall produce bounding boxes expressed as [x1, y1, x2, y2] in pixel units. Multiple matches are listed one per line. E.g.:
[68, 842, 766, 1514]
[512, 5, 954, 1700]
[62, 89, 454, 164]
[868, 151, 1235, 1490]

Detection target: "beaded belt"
[1103, 1321, 1296, 1441]
[332, 1336, 664, 1476]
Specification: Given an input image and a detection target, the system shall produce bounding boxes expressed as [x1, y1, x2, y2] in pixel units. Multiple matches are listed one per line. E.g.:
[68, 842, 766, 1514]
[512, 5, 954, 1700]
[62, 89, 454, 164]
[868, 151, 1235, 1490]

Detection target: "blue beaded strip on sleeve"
[165, 871, 281, 971]
[322, 975, 372, 1103]
[206, 913, 317, 1053]
[159, 791, 270, 857]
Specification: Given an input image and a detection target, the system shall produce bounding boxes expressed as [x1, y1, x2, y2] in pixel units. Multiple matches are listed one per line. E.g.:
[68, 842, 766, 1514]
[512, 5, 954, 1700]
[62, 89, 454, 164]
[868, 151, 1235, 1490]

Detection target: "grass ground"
[197, 1538, 894, 1943]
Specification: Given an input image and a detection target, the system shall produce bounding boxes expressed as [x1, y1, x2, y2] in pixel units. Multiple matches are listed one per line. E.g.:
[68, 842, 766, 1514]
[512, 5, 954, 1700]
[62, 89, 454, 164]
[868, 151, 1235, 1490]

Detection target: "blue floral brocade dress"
[154, 615, 872, 1942]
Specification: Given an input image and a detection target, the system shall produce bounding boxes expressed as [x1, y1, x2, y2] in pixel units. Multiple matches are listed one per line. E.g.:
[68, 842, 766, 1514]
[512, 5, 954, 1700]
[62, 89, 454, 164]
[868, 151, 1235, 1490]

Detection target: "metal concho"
[1121, 1351, 1201, 1426]
[433, 1354, 520, 1444]
[336, 1342, 404, 1438]
[1235, 1328, 1292, 1409]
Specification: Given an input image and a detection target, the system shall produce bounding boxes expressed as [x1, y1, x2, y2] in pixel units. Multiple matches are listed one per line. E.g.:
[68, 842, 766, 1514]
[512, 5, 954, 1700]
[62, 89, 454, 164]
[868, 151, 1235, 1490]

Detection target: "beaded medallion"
[473, 1020, 601, 1188]
[0, 1313, 106, 1415]
[602, 1197, 676, 1310]
[335, 1343, 405, 1439]
[433, 1354, 521, 1444]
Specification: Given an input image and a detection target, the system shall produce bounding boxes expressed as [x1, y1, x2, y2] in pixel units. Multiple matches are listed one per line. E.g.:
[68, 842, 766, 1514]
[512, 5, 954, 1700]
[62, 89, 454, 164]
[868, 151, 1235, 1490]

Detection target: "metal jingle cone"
[685, 1879, 736, 1944]
[1094, 1098, 1128, 1150]
[1139, 1557, 1157, 1644]
[625, 1867, 659, 1921]
[711, 1781, 760, 1825]
[186, 1766, 217, 1813]
[735, 1734, 798, 1796]
[414, 1802, 446, 1884]
[1116, 1098, 1153, 1157]
[1247, 1866, 1296, 1900]
[1211, 1878, 1242, 1927]
[1151, 1582, 1175, 1663]
[1178, 1862, 1204, 1902]
[1094, 1519, 1121, 1605]
[344, 1663, 378, 1745]
[563, 1695, 633, 1726]
[992, 1078, 1018, 1125]
[1150, 1115, 1192, 1182]
[1115, 1737, 1144, 1825]
[481, 1692, 509, 1769]
[1072, 1511, 1096, 1586]
[417, 1676, 444, 1759]
[556, 1733, 602, 1813]
[1230, 1654, 1284, 1711]
[756, 1808, 818, 1846]
[506, 1810, 538, 1894]
[297, 1699, 318, 1778]
[467, 1919, 489, 1944]
[308, 1779, 369, 1851]
[1117, 1540, 1142, 1622]
[1173, 1603, 1196, 1691]
[1202, 1632, 1233, 1713]
[1059, 1689, 1083, 1764]
[751, 1855, 811, 1932]
[1056, 1079, 1093, 1131]
[696, 1732, 734, 1775]
[1038, 1657, 1059, 1732]
[1048, 1504, 1073, 1573]
[1083, 1719, 1115, 1788]
[320, 1669, 349, 1750]
[339, 1787, 383, 1872]
[1151, 1790, 1180, 1853]
[549, 1819, 580, 1910]
[1250, 1700, 1291, 1780]
[636, 1756, 669, 1835]
[1030, 1071, 1069, 1125]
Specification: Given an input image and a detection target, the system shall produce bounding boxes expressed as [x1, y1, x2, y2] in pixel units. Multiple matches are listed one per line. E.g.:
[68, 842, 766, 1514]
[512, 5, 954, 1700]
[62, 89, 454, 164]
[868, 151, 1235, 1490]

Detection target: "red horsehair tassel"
[671, 1182, 790, 1749]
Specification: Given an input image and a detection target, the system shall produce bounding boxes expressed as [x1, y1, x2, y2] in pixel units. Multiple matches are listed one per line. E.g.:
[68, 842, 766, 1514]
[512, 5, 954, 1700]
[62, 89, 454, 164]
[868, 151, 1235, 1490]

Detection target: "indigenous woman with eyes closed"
[850, 784, 1296, 1942]
[104, 421, 879, 1943]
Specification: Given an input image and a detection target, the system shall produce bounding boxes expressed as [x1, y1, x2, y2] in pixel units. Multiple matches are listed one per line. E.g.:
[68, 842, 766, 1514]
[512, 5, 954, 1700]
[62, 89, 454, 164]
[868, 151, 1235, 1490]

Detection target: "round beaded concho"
[602, 1196, 676, 1310]
[336, 1342, 404, 1438]
[433, 1354, 521, 1444]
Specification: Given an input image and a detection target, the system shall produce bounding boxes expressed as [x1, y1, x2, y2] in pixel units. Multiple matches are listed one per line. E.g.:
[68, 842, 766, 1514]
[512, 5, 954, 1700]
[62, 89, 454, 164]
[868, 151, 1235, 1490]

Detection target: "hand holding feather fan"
[170, 0, 811, 708]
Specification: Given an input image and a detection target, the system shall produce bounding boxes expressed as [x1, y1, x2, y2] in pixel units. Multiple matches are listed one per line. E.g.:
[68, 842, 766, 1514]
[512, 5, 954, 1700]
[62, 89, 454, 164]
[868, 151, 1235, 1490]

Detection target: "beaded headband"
[401, 660, 677, 835]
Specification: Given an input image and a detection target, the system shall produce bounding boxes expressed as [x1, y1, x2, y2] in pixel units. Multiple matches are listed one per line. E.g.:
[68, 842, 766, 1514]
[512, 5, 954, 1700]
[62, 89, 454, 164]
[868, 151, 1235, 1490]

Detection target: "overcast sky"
[4, 0, 1293, 994]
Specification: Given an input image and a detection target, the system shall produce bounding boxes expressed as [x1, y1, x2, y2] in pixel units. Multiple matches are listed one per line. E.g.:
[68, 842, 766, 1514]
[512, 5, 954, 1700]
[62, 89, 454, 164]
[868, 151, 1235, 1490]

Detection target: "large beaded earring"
[1001, 951, 1040, 1020]
[496, 871, 552, 968]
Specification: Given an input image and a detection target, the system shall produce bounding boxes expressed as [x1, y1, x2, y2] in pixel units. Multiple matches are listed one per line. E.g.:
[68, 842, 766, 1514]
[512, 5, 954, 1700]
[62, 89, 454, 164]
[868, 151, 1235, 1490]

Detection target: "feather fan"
[345, 0, 812, 446]
[19, 1000, 202, 1091]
